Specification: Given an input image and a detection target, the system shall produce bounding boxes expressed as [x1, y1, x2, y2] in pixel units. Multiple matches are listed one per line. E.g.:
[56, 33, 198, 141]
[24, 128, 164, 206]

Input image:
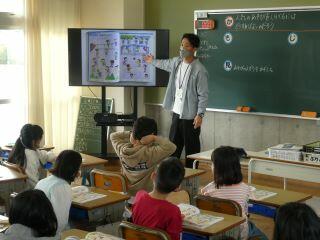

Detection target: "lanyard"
[178, 62, 190, 89]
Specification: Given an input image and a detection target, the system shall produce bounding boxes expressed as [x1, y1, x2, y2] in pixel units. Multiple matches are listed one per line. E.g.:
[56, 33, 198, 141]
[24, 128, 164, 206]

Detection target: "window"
[0, 0, 26, 146]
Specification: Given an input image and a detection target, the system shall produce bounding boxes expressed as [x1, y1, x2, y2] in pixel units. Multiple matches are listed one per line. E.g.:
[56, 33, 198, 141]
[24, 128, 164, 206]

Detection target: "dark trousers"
[169, 113, 200, 168]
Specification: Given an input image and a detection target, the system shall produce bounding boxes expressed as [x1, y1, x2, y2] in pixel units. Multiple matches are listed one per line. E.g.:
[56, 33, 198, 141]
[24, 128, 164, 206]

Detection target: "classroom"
[0, 0, 320, 240]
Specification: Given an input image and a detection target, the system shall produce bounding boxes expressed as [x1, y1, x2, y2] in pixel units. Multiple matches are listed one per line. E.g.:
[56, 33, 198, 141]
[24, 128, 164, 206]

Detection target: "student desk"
[183, 210, 245, 240]
[61, 229, 88, 239]
[248, 151, 320, 189]
[182, 168, 206, 203]
[80, 154, 108, 185]
[188, 149, 320, 190]
[71, 187, 130, 223]
[250, 184, 312, 208]
[0, 165, 27, 212]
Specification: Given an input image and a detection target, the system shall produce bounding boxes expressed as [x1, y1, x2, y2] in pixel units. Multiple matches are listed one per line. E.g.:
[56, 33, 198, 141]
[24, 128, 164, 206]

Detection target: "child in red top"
[132, 157, 185, 240]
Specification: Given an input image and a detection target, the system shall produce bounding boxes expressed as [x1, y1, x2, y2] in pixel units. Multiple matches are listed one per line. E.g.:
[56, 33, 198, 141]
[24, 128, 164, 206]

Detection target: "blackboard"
[195, 7, 320, 116]
[74, 96, 113, 153]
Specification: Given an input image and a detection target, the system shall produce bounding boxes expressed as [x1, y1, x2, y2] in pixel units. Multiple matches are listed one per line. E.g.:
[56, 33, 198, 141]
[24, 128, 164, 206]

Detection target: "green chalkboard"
[74, 96, 113, 153]
[195, 7, 320, 115]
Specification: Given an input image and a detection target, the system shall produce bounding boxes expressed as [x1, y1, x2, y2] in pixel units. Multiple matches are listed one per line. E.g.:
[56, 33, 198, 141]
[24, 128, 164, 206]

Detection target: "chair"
[195, 195, 242, 217]
[195, 195, 265, 240]
[166, 190, 190, 205]
[119, 221, 171, 240]
[1, 161, 25, 174]
[90, 169, 128, 193]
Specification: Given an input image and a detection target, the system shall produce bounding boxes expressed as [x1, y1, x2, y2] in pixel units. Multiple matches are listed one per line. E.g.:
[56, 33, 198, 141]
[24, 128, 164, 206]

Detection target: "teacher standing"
[144, 33, 208, 168]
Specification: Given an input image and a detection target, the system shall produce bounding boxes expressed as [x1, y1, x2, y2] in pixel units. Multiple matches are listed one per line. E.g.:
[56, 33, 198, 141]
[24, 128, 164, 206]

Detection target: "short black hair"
[181, 33, 200, 48]
[155, 157, 185, 194]
[274, 202, 320, 240]
[51, 150, 82, 183]
[132, 116, 157, 140]
[211, 146, 243, 188]
[9, 189, 57, 237]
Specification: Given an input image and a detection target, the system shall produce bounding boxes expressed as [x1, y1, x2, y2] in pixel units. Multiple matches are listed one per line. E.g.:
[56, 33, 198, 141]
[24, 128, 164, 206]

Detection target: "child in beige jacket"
[110, 116, 176, 195]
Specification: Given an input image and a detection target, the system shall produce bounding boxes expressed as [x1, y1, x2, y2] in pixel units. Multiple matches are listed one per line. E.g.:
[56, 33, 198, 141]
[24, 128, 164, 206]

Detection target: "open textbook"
[178, 204, 224, 229]
[249, 186, 277, 201]
[85, 232, 122, 240]
[72, 186, 106, 204]
[64, 231, 122, 240]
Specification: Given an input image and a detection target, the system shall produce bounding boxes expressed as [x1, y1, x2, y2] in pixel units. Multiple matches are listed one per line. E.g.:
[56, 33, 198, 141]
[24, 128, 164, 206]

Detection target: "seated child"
[35, 150, 82, 233]
[274, 202, 320, 240]
[132, 157, 185, 240]
[110, 116, 176, 195]
[201, 146, 267, 240]
[0, 189, 58, 240]
[8, 124, 55, 188]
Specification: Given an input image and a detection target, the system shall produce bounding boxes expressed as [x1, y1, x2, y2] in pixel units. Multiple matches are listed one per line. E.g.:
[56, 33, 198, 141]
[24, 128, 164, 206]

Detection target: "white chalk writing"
[233, 64, 274, 73]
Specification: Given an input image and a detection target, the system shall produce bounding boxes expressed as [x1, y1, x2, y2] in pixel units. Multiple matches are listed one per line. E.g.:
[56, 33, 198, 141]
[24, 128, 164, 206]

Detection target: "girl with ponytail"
[8, 124, 55, 188]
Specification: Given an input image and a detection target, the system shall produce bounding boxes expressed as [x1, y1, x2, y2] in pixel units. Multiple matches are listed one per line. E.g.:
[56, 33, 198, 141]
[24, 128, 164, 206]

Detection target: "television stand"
[92, 86, 138, 160]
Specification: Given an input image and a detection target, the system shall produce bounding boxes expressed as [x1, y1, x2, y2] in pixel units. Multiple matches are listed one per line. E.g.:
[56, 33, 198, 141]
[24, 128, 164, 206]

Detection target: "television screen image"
[68, 29, 169, 87]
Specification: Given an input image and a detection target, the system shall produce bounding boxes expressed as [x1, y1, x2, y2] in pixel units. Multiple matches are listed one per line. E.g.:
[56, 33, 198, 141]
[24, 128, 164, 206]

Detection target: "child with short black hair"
[35, 150, 82, 233]
[201, 146, 267, 240]
[8, 124, 55, 188]
[110, 116, 176, 195]
[274, 202, 320, 240]
[132, 157, 185, 240]
[0, 189, 58, 240]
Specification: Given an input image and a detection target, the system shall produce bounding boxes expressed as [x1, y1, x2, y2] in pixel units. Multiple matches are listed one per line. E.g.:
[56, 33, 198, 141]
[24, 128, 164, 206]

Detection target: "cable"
[129, 87, 133, 112]
[87, 87, 98, 99]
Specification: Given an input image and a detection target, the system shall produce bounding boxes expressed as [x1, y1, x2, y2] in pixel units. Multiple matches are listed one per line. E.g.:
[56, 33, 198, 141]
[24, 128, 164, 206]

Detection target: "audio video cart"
[95, 86, 138, 159]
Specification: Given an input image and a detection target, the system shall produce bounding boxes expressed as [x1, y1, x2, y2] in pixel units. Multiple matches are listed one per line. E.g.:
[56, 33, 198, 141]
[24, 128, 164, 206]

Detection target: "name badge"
[175, 88, 183, 100]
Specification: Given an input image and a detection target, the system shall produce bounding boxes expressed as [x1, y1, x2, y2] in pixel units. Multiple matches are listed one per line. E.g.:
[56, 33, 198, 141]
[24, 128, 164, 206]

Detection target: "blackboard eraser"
[236, 106, 251, 112]
[301, 111, 317, 118]
[242, 106, 251, 112]
[236, 106, 243, 112]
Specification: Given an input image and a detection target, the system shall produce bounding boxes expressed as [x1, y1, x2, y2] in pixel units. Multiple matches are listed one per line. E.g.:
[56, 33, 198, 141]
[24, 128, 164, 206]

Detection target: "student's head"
[153, 157, 185, 194]
[211, 146, 242, 188]
[274, 202, 320, 240]
[8, 124, 44, 167]
[9, 189, 57, 237]
[51, 150, 82, 184]
[180, 33, 200, 57]
[132, 116, 157, 141]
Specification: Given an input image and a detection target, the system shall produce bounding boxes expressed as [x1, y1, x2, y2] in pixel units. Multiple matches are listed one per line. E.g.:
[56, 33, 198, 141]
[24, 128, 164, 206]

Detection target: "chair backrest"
[2, 161, 25, 174]
[166, 190, 190, 205]
[119, 221, 171, 240]
[90, 169, 127, 193]
[195, 195, 242, 217]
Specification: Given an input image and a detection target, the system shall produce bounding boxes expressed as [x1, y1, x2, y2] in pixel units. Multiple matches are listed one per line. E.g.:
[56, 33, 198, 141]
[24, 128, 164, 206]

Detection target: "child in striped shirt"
[201, 146, 267, 240]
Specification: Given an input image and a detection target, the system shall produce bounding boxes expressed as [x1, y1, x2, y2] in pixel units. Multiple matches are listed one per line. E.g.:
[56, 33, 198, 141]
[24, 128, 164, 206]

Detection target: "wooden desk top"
[61, 229, 88, 239]
[81, 154, 108, 168]
[187, 150, 251, 167]
[188, 149, 320, 168]
[1, 145, 54, 152]
[0, 165, 27, 183]
[250, 184, 312, 208]
[72, 187, 130, 210]
[184, 168, 206, 179]
[183, 210, 245, 236]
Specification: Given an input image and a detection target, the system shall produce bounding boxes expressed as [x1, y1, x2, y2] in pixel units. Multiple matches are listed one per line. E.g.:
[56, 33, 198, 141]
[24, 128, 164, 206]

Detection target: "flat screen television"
[68, 28, 169, 87]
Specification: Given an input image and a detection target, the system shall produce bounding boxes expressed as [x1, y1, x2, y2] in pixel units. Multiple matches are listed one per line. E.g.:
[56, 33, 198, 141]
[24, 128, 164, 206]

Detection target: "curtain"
[25, 0, 81, 152]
